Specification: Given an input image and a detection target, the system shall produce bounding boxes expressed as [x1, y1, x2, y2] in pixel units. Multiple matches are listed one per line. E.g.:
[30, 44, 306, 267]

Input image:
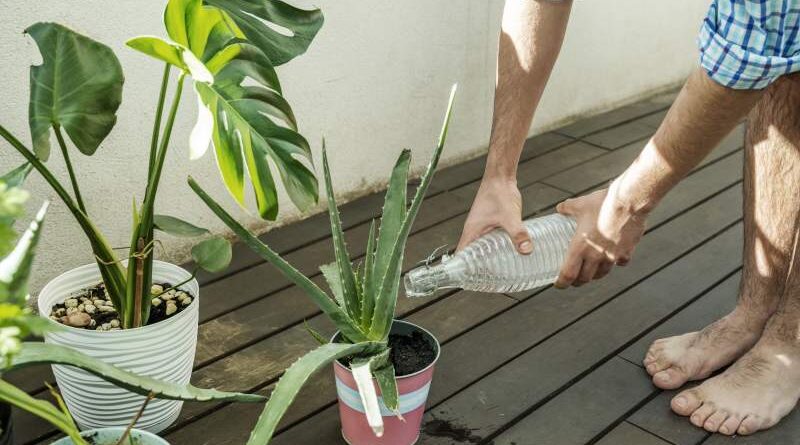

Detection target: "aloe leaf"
[0, 202, 47, 307]
[321, 145, 362, 321]
[189, 177, 365, 342]
[0, 379, 86, 444]
[154, 214, 210, 237]
[373, 362, 399, 414]
[370, 85, 457, 339]
[191, 236, 232, 273]
[26, 22, 123, 160]
[303, 319, 327, 345]
[245, 341, 383, 445]
[361, 219, 377, 326]
[351, 358, 384, 437]
[319, 262, 345, 308]
[206, 0, 324, 66]
[10, 343, 264, 403]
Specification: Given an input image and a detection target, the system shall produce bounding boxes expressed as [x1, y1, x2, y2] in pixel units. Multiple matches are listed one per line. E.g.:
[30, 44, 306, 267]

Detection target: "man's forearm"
[485, 0, 572, 180]
[611, 69, 764, 215]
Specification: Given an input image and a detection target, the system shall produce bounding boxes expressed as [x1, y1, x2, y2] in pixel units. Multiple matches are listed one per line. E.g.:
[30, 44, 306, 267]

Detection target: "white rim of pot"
[331, 319, 442, 379]
[36, 260, 198, 334]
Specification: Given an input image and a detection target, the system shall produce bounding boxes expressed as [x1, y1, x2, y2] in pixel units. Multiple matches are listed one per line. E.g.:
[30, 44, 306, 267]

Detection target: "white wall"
[0, 0, 708, 291]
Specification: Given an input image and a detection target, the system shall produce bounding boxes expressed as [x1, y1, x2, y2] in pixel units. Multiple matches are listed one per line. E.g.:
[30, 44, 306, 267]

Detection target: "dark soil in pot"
[340, 330, 437, 376]
[47, 282, 194, 330]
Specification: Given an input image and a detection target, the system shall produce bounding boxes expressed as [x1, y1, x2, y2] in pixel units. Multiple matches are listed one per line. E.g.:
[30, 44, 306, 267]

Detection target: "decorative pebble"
[77, 304, 85, 312]
[89, 319, 97, 328]
[101, 323, 111, 331]
[176, 291, 189, 300]
[161, 291, 176, 301]
[66, 307, 78, 315]
[64, 312, 91, 328]
[98, 305, 115, 313]
[84, 304, 96, 314]
[151, 284, 164, 295]
[180, 297, 192, 306]
[64, 298, 78, 308]
[151, 297, 162, 307]
[110, 319, 120, 328]
[55, 308, 66, 316]
[165, 303, 178, 316]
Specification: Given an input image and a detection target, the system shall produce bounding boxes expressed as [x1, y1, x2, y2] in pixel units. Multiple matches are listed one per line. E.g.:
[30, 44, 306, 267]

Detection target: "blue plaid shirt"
[699, 0, 800, 89]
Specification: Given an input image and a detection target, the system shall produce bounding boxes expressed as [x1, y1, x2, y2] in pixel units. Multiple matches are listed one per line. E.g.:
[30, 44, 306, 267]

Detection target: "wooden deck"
[14, 92, 799, 444]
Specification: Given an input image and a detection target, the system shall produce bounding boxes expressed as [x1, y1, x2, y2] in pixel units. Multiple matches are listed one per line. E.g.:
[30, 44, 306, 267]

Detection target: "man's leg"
[671, 73, 800, 435]
[642, 82, 789, 391]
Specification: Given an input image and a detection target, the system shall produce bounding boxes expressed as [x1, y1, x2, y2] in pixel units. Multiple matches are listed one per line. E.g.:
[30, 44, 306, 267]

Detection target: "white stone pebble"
[180, 297, 192, 306]
[165, 303, 178, 316]
[110, 319, 120, 328]
[98, 305, 115, 313]
[85, 304, 96, 314]
[89, 319, 97, 328]
[151, 297, 162, 307]
[101, 323, 111, 331]
[151, 284, 164, 295]
[64, 298, 78, 308]
[66, 307, 78, 315]
[161, 291, 176, 301]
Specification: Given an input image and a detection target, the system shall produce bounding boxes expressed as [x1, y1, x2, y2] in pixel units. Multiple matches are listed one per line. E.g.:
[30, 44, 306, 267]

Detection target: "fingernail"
[519, 241, 532, 253]
[675, 397, 686, 408]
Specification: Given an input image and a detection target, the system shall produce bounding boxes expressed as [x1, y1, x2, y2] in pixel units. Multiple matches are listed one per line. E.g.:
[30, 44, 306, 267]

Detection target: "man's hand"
[457, 178, 533, 254]
[554, 186, 647, 288]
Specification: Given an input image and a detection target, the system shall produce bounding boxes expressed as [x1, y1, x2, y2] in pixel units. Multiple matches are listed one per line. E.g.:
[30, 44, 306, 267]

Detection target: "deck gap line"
[199, 135, 580, 287]
[478, 263, 743, 445]
[554, 103, 672, 140]
[426, 219, 743, 414]
[584, 391, 664, 445]
[617, 354, 645, 368]
[624, 420, 681, 445]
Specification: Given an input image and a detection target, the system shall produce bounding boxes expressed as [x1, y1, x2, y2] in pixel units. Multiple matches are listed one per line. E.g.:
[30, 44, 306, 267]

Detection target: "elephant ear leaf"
[25, 22, 124, 160]
[205, 0, 324, 66]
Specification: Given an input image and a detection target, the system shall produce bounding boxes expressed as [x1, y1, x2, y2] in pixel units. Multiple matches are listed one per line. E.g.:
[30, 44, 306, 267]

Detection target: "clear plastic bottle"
[404, 213, 577, 297]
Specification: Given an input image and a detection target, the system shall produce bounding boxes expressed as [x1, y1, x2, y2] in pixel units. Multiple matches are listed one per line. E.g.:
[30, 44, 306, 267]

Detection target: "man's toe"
[719, 415, 742, 435]
[738, 415, 761, 435]
[672, 389, 702, 416]
[653, 367, 688, 389]
[690, 403, 715, 428]
[703, 410, 728, 432]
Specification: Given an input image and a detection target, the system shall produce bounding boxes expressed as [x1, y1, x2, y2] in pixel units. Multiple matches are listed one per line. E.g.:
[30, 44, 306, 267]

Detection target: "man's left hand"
[554, 187, 648, 288]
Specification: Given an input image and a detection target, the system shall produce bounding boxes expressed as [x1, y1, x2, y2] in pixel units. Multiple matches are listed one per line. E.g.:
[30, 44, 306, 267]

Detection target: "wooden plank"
[583, 119, 656, 150]
[417, 222, 743, 444]
[595, 422, 673, 445]
[640, 110, 668, 129]
[556, 100, 669, 139]
[543, 123, 744, 195]
[492, 358, 653, 445]
[628, 391, 707, 445]
[271, 184, 744, 444]
[702, 409, 800, 445]
[164, 291, 518, 445]
[515, 141, 607, 189]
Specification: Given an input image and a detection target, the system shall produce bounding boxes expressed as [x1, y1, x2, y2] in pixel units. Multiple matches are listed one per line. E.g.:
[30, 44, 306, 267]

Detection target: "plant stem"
[53, 125, 87, 215]
[114, 392, 154, 445]
[148, 64, 171, 181]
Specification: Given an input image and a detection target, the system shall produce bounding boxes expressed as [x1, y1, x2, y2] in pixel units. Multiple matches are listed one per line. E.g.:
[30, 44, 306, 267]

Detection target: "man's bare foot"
[643, 307, 769, 389]
[669, 327, 800, 436]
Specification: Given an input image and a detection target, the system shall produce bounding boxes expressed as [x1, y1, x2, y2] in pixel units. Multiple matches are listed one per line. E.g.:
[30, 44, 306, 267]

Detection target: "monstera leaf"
[25, 22, 123, 160]
[205, 0, 324, 66]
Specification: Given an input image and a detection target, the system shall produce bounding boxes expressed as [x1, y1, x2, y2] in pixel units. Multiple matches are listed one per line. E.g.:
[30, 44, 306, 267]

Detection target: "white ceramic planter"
[51, 427, 169, 445]
[37, 261, 199, 433]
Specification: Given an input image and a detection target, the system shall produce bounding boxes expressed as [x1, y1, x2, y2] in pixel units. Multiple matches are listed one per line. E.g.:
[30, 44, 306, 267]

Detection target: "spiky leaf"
[10, 342, 265, 403]
[0, 379, 86, 444]
[370, 85, 457, 339]
[0, 202, 47, 306]
[361, 219, 377, 326]
[26, 22, 123, 160]
[246, 341, 383, 445]
[189, 177, 365, 342]
[320, 262, 345, 308]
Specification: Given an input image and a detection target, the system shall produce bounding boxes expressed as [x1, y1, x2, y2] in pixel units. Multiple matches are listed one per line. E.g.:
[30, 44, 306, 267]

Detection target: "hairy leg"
[643, 76, 790, 390]
[671, 73, 800, 435]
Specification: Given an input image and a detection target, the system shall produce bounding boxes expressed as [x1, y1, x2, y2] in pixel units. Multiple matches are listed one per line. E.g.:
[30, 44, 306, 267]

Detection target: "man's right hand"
[457, 178, 533, 254]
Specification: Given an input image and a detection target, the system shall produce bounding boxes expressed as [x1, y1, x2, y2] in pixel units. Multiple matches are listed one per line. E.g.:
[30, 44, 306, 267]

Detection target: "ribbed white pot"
[37, 261, 199, 433]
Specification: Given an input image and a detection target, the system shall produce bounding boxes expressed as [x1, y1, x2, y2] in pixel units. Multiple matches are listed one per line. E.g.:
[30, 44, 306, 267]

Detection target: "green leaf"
[361, 219, 377, 326]
[154, 214, 210, 237]
[303, 319, 327, 345]
[245, 341, 384, 445]
[370, 85, 457, 339]
[0, 202, 47, 306]
[189, 177, 365, 342]
[319, 262, 345, 308]
[193, 44, 317, 219]
[206, 0, 324, 66]
[26, 22, 123, 160]
[321, 145, 361, 321]
[0, 164, 33, 190]
[0, 379, 86, 444]
[126, 36, 187, 70]
[10, 342, 265, 403]
[373, 362, 399, 414]
[191, 236, 232, 273]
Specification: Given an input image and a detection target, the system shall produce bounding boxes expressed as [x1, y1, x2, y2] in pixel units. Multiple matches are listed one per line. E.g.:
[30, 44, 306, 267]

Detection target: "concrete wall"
[0, 0, 709, 291]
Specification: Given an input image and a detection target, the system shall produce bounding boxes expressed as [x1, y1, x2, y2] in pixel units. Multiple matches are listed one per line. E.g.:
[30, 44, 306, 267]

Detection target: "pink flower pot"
[333, 320, 440, 445]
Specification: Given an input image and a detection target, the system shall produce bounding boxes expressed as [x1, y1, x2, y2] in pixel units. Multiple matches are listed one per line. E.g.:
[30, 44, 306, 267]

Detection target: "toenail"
[674, 397, 686, 408]
[720, 426, 729, 434]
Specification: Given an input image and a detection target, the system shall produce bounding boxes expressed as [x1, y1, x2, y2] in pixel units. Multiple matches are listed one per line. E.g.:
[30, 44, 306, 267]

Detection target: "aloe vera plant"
[0, 0, 322, 328]
[189, 85, 457, 444]
[0, 175, 264, 445]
